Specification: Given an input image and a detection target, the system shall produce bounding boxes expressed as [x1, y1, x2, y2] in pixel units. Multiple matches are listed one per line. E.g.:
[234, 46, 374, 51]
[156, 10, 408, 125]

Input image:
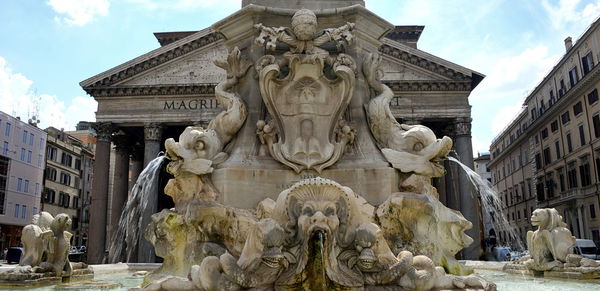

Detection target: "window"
[580, 157, 592, 187]
[45, 167, 57, 181]
[594, 115, 600, 139]
[23, 180, 29, 193]
[75, 159, 81, 170]
[535, 153, 542, 169]
[20, 148, 25, 161]
[543, 147, 551, 165]
[60, 153, 72, 167]
[558, 168, 566, 192]
[17, 178, 22, 192]
[551, 120, 559, 132]
[58, 192, 70, 208]
[569, 67, 579, 87]
[582, 52, 594, 75]
[541, 128, 548, 139]
[37, 154, 42, 167]
[562, 111, 571, 124]
[35, 183, 39, 196]
[574, 102, 583, 115]
[536, 180, 545, 201]
[555, 140, 561, 159]
[29, 133, 33, 146]
[568, 162, 578, 189]
[43, 189, 56, 204]
[560, 79, 566, 96]
[579, 124, 586, 146]
[27, 150, 31, 163]
[13, 204, 19, 218]
[2, 141, 7, 156]
[591, 204, 597, 219]
[588, 89, 599, 105]
[22, 130, 27, 144]
[531, 108, 537, 120]
[39, 138, 44, 149]
[21, 205, 26, 219]
[46, 146, 57, 161]
[32, 207, 37, 216]
[567, 133, 573, 152]
[59, 172, 71, 186]
[5, 123, 11, 136]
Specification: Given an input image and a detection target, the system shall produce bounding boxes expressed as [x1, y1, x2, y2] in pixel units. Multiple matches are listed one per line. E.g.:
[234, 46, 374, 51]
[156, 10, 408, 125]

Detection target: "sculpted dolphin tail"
[209, 47, 252, 146]
[364, 53, 397, 146]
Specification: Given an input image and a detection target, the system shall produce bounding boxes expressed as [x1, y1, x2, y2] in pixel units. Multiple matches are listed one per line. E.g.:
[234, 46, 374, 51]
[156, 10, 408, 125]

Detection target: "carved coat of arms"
[255, 9, 356, 173]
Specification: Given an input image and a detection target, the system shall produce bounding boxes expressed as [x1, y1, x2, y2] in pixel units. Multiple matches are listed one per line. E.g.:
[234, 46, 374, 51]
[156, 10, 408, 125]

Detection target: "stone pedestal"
[138, 123, 163, 263]
[454, 118, 482, 260]
[109, 133, 130, 244]
[87, 122, 114, 264]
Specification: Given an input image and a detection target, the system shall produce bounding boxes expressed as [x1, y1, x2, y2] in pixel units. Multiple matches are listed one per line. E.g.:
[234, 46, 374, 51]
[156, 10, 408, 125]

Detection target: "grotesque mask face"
[296, 200, 340, 239]
[530, 209, 547, 227]
[292, 9, 318, 41]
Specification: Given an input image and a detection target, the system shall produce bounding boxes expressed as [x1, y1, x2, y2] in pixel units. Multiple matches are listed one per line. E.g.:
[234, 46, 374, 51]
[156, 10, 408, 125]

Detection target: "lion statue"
[525, 208, 575, 271]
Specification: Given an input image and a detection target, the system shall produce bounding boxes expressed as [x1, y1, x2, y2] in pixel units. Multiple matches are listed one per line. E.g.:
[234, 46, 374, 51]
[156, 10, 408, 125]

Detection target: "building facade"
[80, 0, 485, 263]
[42, 127, 94, 247]
[489, 19, 600, 246]
[0, 111, 46, 249]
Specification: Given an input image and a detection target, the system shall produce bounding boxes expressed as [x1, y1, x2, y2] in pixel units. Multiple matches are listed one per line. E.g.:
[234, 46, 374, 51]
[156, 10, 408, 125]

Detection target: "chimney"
[564, 36, 573, 52]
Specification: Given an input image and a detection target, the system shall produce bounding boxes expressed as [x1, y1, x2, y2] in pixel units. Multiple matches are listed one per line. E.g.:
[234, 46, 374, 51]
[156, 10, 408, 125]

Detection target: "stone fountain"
[138, 7, 496, 291]
[0, 212, 93, 286]
[505, 208, 600, 279]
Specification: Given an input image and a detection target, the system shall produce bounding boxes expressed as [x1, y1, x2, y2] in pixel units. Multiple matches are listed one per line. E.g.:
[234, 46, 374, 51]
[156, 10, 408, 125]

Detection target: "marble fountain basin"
[0, 262, 597, 290]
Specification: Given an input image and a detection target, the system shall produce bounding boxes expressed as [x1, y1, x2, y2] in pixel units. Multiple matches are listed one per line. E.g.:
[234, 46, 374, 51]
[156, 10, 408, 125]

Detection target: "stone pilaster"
[109, 132, 130, 253]
[87, 122, 115, 264]
[453, 117, 482, 260]
[138, 123, 164, 263]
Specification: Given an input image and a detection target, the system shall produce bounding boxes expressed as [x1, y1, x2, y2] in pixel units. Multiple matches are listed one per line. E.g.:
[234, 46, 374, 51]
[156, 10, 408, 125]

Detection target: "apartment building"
[0, 112, 46, 249]
[489, 19, 600, 246]
[43, 127, 93, 247]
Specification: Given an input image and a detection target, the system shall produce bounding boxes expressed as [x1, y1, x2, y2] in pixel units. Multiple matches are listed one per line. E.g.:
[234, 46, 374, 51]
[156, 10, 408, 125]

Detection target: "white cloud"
[542, 0, 600, 31]
[0, 56, 96, 130]
[47, 0, 110, 26]
[491, 102, 524, 135]
[125, 0, 240, 11]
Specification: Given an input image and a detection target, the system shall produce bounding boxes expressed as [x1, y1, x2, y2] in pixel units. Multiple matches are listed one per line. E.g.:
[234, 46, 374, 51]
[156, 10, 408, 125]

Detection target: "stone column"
[453, 118, 483, 260]
[137, 123, 163, 263]
[87, 122, 114, 264]
[143, 123, 163, 167]
[109, 132, 130, 245]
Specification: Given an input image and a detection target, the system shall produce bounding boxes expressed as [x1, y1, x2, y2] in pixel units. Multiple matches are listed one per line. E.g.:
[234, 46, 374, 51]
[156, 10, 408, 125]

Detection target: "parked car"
[6, 247, 23, 264]
[574, 239, 599, 259]
[493, 246, 512, 261]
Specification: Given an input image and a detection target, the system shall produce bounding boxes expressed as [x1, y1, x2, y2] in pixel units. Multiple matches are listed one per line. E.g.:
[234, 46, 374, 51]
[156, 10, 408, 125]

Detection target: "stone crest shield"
[257, 53, 356, 173]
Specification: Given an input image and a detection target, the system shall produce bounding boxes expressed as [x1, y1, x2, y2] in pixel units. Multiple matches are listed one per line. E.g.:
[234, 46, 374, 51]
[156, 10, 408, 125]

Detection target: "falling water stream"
[307, 231, 328, 291]
[448, 156, 525, 251]
[107, 156, 166, 263]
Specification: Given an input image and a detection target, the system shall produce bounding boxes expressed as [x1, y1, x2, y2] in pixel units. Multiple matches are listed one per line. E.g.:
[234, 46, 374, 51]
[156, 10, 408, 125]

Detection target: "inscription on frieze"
[163, 98, 220, 110]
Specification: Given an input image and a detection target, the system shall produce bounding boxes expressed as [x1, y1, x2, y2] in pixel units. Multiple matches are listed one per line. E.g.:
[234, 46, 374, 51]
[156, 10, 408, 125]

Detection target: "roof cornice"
[85, 84, 216, 97]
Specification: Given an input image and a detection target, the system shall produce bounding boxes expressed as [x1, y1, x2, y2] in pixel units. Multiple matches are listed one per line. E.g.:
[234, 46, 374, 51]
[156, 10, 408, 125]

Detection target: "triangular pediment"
[379, 38, 484, 89]
[80, 28, 223, 92]
[119, 43, 227, 87]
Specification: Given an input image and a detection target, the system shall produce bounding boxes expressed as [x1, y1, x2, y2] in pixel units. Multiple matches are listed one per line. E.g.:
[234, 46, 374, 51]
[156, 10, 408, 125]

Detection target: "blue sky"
[1, 0, 599, 154]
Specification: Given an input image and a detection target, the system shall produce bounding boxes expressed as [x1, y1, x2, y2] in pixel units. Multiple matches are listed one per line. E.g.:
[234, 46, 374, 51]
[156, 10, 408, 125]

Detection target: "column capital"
[144, 123, 164, 142]
[92, 122, 116, 142]
[454, 117, 472, 137]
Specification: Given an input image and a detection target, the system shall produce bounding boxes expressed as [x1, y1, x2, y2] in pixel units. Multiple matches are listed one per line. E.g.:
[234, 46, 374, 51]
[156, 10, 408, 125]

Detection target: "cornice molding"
[86, 84, 216, 97]
[82, 32, 222, 90]
[383, 80, 471, 92]
[379, 44, 472, 82]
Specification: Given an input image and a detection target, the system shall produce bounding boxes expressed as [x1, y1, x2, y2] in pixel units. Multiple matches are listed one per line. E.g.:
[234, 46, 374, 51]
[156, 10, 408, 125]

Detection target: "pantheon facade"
[80, 0, 485, 263]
